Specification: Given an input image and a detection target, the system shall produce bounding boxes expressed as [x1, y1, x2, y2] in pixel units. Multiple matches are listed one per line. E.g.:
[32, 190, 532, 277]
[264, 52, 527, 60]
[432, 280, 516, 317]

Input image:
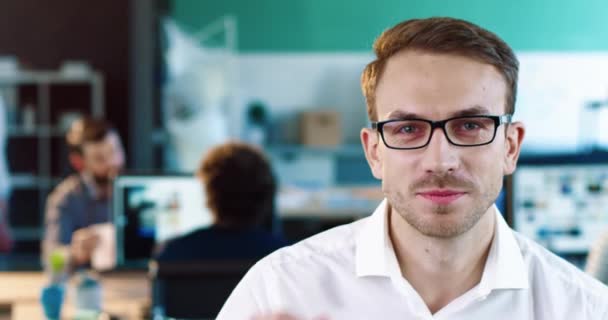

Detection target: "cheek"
[381, 151, 416, 189]
[113, 152, 125, 167]
[88, 160, 108, 172]
[91, 164, 105, 173]
[464, 148, 504, 191]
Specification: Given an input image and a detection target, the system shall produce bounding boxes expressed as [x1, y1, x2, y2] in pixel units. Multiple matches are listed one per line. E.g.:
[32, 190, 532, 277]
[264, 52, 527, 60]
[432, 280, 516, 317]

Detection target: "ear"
[503, 121, 525, 175]
[68, 153, 84, 172]
[361, 128, 383, 180]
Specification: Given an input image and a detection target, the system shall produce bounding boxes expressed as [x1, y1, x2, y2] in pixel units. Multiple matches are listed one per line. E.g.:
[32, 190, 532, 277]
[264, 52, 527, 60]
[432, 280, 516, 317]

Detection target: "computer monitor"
[113, 175, 213, 266]
[511, 164, 608, 255]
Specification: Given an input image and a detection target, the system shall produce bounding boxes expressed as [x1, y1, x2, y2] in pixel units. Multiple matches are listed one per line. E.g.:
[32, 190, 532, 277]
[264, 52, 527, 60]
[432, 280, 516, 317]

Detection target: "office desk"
[0, 271, 149, 319]
[278, 185, 382, 220]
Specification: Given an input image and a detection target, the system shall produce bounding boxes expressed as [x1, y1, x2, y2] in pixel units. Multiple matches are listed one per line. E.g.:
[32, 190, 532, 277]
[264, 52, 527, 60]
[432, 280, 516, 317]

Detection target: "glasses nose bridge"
[428, 119, 450, 142]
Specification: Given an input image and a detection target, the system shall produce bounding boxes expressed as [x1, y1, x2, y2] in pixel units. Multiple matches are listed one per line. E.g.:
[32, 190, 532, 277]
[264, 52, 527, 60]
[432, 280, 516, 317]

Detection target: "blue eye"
[463, 122, 480, 130]
[400, 125, 417, 133]
[384, 120, 429, 140]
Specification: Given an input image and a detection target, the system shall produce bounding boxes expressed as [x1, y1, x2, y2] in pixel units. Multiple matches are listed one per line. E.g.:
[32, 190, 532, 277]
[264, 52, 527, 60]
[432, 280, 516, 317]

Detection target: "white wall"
[516, 52, 608, 153]
[237, 53, 373, 144]
[164, 50, 608, 183]
[237, 52, 608, 152]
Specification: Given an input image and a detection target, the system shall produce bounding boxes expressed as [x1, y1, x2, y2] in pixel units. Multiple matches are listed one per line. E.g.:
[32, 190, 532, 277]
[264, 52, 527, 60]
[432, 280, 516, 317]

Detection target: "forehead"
[82, 132, 122, 154]
[375, 50, 508, 120]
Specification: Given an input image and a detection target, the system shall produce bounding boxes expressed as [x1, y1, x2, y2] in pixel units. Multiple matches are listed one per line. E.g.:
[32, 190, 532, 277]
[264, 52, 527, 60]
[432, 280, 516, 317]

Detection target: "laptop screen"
[113, 175, 213, 266]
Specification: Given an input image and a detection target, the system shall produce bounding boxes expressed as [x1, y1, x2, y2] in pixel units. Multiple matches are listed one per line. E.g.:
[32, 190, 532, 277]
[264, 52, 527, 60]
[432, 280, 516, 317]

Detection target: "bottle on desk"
[40, 249, 68, 320]
[73, 269, 103, 319]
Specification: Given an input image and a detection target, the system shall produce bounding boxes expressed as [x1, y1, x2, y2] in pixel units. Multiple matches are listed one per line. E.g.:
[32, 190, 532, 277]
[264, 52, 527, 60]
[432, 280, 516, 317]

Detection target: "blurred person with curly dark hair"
[155, 142, 288, 261]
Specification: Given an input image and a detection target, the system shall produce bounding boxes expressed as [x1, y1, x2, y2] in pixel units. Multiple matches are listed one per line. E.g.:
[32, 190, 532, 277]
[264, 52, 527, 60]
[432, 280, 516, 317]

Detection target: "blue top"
[155, 225, 290, 262]
[43, 174, 111, 258]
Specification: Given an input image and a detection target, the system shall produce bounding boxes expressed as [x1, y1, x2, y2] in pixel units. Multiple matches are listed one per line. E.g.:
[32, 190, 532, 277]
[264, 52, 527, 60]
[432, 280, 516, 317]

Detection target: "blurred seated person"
[0, 96, 11, 252]
[586, 231, 608, 285]
[42, 118, 125, 266]
[155, 142, 289, 262]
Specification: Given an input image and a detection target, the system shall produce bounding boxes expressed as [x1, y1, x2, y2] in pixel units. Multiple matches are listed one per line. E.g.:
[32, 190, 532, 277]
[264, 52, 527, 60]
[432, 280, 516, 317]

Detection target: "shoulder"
[228, 219, 366, 308]
[254, 217, 367, 273]
[156, 228, 210, 260]
[514, 232, 608, 308]
[249, 230, 290, 248]
[160, 229, 208, 250]
[47, 175, 84, 206]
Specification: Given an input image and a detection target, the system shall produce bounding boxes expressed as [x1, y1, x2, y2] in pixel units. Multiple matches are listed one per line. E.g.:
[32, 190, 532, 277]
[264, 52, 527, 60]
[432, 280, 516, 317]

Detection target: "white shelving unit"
[0, 70, 104, 242]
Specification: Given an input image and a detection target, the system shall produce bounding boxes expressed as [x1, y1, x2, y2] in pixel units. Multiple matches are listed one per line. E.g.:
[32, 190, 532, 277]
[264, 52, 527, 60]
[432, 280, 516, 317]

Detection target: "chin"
[416, 197, 467, 215]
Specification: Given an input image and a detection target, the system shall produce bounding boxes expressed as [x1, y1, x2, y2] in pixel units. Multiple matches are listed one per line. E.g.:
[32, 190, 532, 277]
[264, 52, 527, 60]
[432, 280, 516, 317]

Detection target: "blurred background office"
[0, 0, 607, 319]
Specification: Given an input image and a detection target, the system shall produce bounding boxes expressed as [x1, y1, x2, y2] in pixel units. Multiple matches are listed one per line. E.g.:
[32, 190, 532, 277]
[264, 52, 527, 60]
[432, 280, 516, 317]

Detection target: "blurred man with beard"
[43, 118, 125, 266]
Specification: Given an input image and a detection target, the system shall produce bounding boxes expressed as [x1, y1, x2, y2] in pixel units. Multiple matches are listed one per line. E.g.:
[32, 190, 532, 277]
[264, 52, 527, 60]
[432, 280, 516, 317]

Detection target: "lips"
[416, 189, 466, 205]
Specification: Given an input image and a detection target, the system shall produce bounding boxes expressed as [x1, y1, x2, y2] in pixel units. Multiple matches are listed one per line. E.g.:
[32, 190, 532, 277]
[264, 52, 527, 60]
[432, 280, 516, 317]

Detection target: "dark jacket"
[155, 225, 289, 262]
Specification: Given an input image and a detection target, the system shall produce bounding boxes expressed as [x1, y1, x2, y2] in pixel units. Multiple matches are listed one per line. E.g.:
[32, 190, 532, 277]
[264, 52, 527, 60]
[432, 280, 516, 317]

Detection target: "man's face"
[361, 50, 525, 238]
[82, 132, 125, 186]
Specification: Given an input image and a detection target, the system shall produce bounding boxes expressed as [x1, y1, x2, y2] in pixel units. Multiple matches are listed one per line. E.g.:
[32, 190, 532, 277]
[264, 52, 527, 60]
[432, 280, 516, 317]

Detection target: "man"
[43, 118, 125, 266]
[218, 17, 608, 319]
[155, 142, 288, 261]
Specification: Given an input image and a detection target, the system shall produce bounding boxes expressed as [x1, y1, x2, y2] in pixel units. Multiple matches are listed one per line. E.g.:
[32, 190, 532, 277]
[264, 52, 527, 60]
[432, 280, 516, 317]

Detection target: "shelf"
[267, 144, 364, 157]
[11, 174, 61, 189]
[7, 126, 64, 137]
[0, 70, 102, 85]
[1, 69, 105, 246]
[10, 227, 43, 241]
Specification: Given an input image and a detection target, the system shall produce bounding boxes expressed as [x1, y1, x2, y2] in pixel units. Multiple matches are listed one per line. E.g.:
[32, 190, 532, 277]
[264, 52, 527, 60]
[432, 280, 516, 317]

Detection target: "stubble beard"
[386, 174, 500, 239]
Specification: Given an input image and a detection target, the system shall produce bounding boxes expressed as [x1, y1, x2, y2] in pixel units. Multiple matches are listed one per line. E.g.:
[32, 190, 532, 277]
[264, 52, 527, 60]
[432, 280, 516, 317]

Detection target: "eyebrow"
[384, 105, 491, 120]
[450, 106, 492, 117]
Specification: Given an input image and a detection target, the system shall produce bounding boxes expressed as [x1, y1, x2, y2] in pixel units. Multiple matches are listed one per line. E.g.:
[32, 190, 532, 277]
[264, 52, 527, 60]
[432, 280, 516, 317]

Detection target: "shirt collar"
[355, 200, 529, 292]
[479, 209, 529, 292]
[355, 199, 391, 277]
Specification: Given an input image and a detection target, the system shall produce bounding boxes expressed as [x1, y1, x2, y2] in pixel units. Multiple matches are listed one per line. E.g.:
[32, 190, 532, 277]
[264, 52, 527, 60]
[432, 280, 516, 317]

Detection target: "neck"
[80, 172, 111, 199]
[212, 216, 253, 230]
[389, 205, 496, 314]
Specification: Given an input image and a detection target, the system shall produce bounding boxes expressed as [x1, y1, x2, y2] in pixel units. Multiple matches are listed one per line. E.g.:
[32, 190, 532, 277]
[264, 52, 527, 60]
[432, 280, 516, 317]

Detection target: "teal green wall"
[171, 0, 608, 52]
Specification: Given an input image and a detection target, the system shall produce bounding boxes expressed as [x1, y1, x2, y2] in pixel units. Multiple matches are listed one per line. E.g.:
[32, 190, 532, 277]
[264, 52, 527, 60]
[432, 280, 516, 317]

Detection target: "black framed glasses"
[371, 114, 512, 150]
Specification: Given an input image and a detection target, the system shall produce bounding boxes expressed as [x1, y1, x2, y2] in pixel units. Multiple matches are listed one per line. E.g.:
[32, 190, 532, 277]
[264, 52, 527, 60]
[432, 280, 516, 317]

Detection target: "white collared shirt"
[217, 200, 608, 319]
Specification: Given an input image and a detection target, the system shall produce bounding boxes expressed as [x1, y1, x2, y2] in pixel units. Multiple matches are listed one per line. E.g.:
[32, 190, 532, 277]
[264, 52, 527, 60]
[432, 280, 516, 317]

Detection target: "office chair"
[149, 259, 256, 319]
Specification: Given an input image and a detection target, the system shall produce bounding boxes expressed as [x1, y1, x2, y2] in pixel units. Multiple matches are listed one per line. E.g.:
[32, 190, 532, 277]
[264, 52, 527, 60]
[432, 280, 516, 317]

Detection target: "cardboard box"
[299, 110, 341, 146]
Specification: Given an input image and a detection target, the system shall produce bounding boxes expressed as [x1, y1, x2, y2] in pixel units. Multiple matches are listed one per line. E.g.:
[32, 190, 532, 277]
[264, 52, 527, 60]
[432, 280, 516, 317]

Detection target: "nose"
[420, 127, 460, 175]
